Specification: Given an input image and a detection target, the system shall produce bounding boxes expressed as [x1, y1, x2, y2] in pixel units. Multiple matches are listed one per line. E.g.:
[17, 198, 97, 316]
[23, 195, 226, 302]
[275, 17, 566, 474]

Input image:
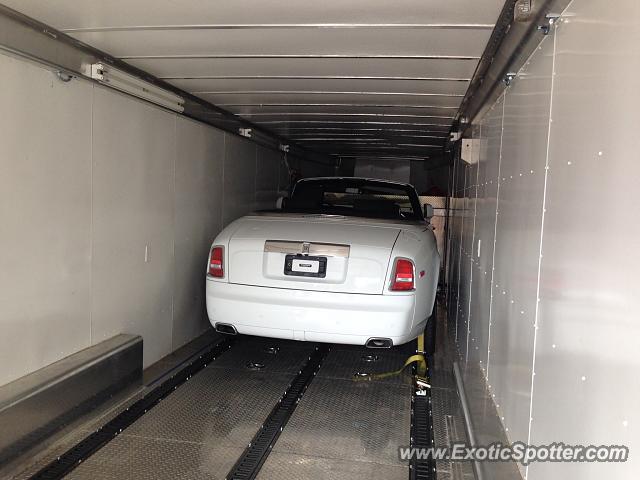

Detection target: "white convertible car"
[206, 177, 439, 348]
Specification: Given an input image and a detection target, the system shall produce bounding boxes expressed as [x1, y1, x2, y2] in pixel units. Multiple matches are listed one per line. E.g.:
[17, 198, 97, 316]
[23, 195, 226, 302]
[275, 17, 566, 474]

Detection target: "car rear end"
[205, 213, 434, 347]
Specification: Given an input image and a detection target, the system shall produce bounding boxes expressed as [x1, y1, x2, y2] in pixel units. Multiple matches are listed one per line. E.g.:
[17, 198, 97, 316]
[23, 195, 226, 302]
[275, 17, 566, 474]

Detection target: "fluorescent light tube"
[90, 63, 185, 113]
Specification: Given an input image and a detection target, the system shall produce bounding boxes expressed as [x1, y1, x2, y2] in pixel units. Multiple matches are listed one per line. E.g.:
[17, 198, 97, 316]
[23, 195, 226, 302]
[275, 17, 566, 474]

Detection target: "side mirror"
[423, 203, 434, 221]
[276, 196, 287, 209]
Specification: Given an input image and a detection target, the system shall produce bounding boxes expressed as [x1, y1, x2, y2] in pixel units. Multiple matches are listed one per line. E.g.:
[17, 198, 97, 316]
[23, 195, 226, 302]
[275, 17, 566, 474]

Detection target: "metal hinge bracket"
[503, 72, 517, 86]
[538, 13, 561, 35]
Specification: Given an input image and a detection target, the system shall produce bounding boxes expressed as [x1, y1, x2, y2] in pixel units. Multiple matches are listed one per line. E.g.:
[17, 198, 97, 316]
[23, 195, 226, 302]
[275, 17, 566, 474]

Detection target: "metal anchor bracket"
[55, 71, 73, 82]
[503, 72, 517, 86]
[538, 13, 561, 35]
[246, 361, 265, 370]
[361, 354, 379, 363]
[415, 376, 431, 391]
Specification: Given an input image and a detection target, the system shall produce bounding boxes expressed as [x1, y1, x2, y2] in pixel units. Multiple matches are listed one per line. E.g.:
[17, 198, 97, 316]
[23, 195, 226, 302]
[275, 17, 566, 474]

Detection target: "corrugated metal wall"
[447, 0, 640, 478]
[0, 51, 331, 386]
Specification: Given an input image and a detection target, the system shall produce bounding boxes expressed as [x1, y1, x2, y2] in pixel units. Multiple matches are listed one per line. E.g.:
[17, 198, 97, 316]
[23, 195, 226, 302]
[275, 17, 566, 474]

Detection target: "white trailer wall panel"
[222, 136, 258, 228]
[457, 154, 479, 361]
[528, 1, 640, 478]
[90, 87, 177, 367]
[0, 52, 326, 386]
[449, 165, 465, 343]
[255, 147, 282, 211]
[172, 118, 224, 348]
[0, 54, 94, 385]
[468, 100, 502, 369]
[486, 35, 554, 451]
[452, 1, 639, 478]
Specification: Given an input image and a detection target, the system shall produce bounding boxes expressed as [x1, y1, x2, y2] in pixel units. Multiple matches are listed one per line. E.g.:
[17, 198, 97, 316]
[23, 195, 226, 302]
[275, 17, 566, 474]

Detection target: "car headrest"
[288, 185, 323, 209]
[353, 198, 400, 216]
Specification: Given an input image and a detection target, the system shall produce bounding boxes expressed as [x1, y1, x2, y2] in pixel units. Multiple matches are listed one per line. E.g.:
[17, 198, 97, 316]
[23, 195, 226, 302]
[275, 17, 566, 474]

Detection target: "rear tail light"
[208, 246, 224, 278]
[390, 258, 415, 291]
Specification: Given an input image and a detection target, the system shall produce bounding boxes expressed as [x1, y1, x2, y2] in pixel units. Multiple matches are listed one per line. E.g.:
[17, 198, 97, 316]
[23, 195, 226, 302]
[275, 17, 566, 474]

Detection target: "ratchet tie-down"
[353, 333, 431, 391]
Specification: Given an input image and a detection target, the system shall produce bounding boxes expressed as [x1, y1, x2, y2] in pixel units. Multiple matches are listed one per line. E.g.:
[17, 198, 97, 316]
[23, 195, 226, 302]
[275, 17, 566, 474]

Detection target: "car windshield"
[286, 178, 423, 221]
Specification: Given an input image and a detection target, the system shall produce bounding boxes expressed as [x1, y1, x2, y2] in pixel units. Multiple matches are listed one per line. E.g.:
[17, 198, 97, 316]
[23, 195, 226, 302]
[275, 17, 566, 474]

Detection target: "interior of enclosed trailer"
[0, 1, 638, 479]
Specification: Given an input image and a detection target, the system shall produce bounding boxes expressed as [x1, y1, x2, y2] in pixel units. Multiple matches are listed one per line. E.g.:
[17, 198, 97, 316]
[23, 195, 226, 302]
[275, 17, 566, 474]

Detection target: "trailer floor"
[10, 304, 474, 480]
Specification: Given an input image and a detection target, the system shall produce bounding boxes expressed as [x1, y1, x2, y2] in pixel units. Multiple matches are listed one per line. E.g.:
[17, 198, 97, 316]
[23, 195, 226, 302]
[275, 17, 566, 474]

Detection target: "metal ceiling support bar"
[288, 133, 448, 139]
[160, 75, 471, 82]
[258, 120, 450, 125]
[331, 156, 431, 161]
[238, 113, 455, 119]
[317, 145, 443, 151]
[270, 127, 450, 133]
[455, 0, 572, 129]
[296, 138, 389, 142]
[0, 4, 328, 165]
[61, 23, 495, 33]
[219, 103, 462, 109]
[120, 54, 481, 60]
[197, 90, 464, 98]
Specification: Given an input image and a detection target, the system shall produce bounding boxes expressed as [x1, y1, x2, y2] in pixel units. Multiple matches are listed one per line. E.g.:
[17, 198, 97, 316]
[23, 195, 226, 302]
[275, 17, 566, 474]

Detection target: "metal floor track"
[256, 346, 414, 480]
[430, 305, 475, 480]
[11, 332, 443, 480]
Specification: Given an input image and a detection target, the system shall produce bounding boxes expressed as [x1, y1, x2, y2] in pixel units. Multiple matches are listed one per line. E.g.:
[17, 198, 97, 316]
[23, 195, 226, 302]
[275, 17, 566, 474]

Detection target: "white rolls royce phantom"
[205, 177, 440, 348]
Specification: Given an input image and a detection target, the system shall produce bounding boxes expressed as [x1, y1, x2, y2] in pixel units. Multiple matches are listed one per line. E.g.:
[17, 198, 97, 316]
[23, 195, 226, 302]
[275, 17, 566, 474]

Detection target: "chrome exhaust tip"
[365, 337, 393, 349]
[215, 323, 237, 335]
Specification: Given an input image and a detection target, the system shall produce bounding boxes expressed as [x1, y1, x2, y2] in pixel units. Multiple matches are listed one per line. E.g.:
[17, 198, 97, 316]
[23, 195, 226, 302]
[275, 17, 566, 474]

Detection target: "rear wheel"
[423, 303, 437, 356]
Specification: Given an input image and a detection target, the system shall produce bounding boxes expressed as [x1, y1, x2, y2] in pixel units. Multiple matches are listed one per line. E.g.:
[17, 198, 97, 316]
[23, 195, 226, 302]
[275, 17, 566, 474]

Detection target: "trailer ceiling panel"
[126, 58, 480, 81]
[4, 0, 506, 160]
[5, 0, 504, 29]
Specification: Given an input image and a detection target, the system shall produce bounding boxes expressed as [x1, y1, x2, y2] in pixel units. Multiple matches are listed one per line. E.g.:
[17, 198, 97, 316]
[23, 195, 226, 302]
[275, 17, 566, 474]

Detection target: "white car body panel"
[228, 214, 401, 294]
[206, 181, 440, 347]
[206, 281, 425, 346]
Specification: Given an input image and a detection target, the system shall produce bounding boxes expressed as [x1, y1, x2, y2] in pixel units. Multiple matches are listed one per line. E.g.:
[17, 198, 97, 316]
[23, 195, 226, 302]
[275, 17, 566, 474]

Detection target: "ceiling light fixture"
[89, 63, 185, 112]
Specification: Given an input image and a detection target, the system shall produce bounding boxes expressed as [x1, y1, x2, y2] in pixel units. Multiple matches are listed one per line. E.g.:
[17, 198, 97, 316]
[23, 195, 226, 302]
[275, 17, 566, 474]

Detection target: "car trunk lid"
[227, 214, 401, 294]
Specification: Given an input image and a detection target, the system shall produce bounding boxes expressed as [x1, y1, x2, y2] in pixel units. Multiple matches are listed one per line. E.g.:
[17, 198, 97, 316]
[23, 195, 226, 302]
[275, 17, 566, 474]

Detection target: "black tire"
[423, 303, 437, 356]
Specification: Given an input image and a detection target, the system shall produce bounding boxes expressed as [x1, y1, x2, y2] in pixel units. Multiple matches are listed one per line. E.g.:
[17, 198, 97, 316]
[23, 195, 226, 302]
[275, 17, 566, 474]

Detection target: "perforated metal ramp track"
[19, 335, 439, 480]
[26, 337, 319, 480]
[256, 346, 415, 480]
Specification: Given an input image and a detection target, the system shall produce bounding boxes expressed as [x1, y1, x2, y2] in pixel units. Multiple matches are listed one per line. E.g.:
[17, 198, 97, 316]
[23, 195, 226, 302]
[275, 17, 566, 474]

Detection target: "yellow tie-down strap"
[354, 333, 427, 381]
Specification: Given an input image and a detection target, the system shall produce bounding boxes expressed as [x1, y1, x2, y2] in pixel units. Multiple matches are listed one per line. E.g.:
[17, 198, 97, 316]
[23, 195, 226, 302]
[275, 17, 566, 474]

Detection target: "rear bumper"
[206, 280, 423, 346]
